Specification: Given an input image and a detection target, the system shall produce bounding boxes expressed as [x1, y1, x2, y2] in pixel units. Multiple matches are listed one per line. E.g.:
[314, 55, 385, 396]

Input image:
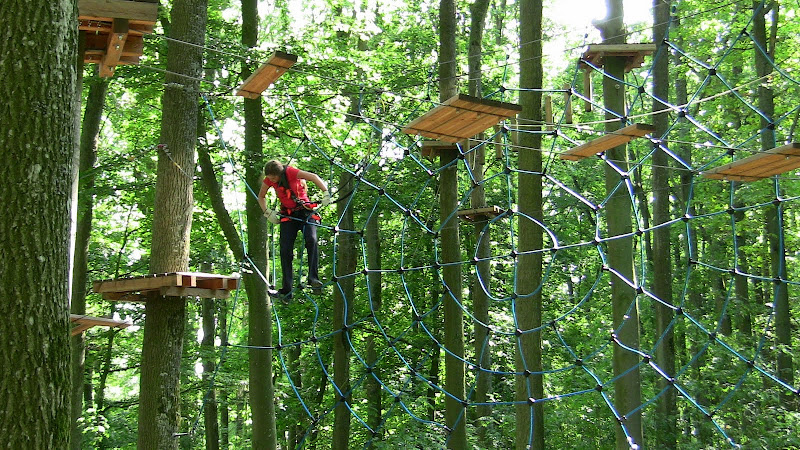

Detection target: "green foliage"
[72, 0, 800, 448]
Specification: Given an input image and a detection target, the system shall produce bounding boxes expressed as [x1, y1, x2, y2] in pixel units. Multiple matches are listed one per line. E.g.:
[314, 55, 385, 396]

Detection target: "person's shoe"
[271, 288, 292, 304]
[308, 278, 323, 294]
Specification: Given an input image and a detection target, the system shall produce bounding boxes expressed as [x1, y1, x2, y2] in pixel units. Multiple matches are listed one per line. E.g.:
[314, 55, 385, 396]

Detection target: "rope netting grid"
[181, 3, 800, 449]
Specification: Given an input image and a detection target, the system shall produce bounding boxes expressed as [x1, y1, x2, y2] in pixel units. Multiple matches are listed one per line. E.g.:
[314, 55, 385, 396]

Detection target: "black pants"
[279, 210, 320, 293]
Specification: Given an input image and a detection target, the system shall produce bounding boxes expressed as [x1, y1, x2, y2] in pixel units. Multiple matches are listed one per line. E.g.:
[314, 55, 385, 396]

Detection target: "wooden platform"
[580, 43, 657, 72]
[458, 206, 505, 222]
[403, 94, 522, 143]
[78, 0, 159, 77]
[93, 272, 240, 302]
[420, 140, 468, 158]
[702, 143, 800, 181]
[560, 123, 655, 161]
[71, 314, 132, 336]
[235, 51, 298, 99]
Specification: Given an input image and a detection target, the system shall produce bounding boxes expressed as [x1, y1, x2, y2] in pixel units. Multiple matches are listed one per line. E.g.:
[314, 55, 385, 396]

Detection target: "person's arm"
[296, 170, 328, 193]
[257, 181, 270, 212]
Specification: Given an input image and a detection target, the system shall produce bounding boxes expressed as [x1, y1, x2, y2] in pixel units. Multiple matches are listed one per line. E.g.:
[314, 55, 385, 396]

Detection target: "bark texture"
[0, 1, 77, 447]
[138, 0, 207, 447]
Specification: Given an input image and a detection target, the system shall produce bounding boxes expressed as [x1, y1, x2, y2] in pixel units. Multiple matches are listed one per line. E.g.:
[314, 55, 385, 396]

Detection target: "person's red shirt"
[263, 166, 310, 213]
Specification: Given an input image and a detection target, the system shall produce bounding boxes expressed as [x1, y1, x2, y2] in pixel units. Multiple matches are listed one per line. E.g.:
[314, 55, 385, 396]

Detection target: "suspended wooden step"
[70, 314, 132, 336]
[580, 43, 657, 72]
[403, 94, 522, 143]
[93, 272, 240, 302]
[420, 139, 468, 158]
[235, 51, 298, 99]
[702, 143, 800, 181]
[78, 0, 159, 77]
[560, 123, 655, 161]
[458, 206, 505, 222]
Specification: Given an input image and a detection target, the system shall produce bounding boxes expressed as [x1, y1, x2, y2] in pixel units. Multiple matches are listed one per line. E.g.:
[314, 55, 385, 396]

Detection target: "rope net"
[194, 2, 799, 448]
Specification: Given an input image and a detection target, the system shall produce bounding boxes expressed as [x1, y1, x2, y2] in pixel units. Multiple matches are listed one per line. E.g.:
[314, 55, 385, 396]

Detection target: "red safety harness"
[277, 169, 320, 223]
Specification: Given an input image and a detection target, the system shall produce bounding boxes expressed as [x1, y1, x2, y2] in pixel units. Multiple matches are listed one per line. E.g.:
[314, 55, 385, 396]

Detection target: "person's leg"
[279, 220, 300, 294]
[303, 217, 320, 286]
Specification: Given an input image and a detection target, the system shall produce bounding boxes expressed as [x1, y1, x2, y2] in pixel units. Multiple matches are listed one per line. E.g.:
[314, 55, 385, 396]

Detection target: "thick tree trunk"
[752, 1, 794, 410]
[438, 1, 466, 447]
[516, 0, 544, 449]
[596, 1, 643, 448]
[138, 0, 207, 447]
[0, 1, 76, 447]
[333, 173, 356, 448]
[651, 2, 677, 446]
[240, 0, 277, 444]
[466, 1, 492, 444]
[71, 74, 108, 449]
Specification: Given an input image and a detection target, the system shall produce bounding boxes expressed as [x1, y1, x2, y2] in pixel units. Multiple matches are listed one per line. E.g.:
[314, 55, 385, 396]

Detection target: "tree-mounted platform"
[93, 272, 240, 302]
[70, 314, 132, 336]
[560, 123, 654, 161]
[403, 94, 522, 143]
[420, 140, 468, 159]
[235, 51, 298, 99]
[579, 43, 657, 72]
[78, 0, 159, 77]
[702, 143, 800, 181]
[457, 206, 505, 222]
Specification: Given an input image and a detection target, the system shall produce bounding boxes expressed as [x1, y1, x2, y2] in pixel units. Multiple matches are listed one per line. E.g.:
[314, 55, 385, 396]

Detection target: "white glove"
[265, 209, 280, 224]
[321, 191, 332, 207]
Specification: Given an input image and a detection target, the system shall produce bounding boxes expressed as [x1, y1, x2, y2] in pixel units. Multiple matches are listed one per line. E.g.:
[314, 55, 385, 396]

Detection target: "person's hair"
[264, 160, 284, 177]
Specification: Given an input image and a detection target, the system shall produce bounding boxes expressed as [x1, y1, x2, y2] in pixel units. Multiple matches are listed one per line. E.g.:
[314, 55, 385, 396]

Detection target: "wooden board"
[403, 94, 522, 143]
[702, 143, 800, 181]
[580, 43, 657, 72]
[420, 140, 468, 158]
[457, 206, 505, 222]
[79, 0, 158, 23]
[70, 314, 132, 336]
[78, 0, 158, 77]
[560, 123, 654, 161]
[94, 271, 240, 301]
[236, 51, 298, 98]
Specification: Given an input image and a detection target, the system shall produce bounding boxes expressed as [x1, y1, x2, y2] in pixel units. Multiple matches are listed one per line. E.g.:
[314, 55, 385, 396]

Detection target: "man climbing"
[258, 159, 332, 300]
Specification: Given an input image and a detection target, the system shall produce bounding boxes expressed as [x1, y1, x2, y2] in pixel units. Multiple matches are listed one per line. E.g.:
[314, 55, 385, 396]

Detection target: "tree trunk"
[596, 1, 644, 447]
[0, 1, 76, 447]
[365, 162, 383, 435]
[752, 0, 794, 410]
[71, 73, 109, 449]
[466, 1, 492, 444]
[240, 0, 277, 445]
[219, 298, 230, 449]
[651, 3, 676, 444]
[515, 0, 544, 449]
[138, 0, 207, 447]
[202, 296, 220, 450]
[438, 1, 466, 447]
[333, 172, 356, 448]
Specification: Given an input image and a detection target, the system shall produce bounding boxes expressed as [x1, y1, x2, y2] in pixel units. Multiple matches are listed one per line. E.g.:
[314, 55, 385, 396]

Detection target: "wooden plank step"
[702, 143, 800, 181]
[560, 123, 654, 161]
[93, 271, 240, 301]
[580, 43, 657, 72]
[70, 314, 132, 336]
[403, 94, 522, 143]
[236, 51, 298, 99]
[458, 205, 505, 222]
